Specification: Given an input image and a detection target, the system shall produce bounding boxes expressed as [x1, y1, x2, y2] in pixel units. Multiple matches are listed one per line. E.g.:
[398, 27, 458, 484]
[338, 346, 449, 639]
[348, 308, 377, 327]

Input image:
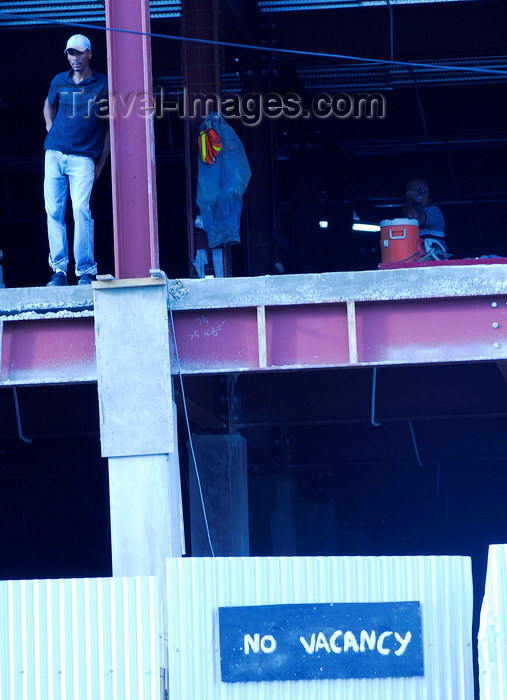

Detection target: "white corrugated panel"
[166, 555, 474, 700]
[0, 577, 160, 700]
[478, 543, 507, 699]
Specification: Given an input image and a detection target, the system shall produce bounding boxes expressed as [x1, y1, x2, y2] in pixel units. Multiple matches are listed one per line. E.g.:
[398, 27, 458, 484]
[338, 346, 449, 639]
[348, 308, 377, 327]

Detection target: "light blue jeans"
[44, 149, 97, 276]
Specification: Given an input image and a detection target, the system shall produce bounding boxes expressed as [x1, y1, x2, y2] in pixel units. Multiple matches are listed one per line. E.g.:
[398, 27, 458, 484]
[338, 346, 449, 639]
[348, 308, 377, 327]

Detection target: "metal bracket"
[408, 420, 423, 467]
[371, 366, 382, 427]
[12, 387, 32, 443]
[168, 279, 189, 301]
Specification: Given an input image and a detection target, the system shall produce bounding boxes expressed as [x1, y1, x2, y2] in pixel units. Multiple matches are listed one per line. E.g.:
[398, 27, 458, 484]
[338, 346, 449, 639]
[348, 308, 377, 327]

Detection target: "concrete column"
[93, 278, 183, 587]
[189, 433, 249, 556]
[108, 413, 184, 581]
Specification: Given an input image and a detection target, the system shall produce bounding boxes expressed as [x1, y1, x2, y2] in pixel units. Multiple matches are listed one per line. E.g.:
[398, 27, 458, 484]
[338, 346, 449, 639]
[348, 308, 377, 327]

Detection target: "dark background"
[1, 0, 507, 286]
[1, 3, 507, 694]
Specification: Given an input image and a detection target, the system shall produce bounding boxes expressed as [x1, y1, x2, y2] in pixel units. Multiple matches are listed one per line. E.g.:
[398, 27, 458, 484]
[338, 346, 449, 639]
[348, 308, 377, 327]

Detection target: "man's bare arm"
[43, 98, 56, 132]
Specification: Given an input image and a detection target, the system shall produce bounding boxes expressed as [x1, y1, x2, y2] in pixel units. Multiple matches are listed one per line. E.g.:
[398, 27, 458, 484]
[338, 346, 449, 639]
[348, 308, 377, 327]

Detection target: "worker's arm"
[43, 98, 56, 132]
[403, 191, 427, 225]
[94, 125, 110, 182]
[403, 202, 427, 226]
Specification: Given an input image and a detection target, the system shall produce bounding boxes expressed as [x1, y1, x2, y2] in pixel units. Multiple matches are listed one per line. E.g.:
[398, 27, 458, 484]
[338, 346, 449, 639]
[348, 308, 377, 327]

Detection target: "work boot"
[46, 271, 68, 287]
[78, 273, 95, 285]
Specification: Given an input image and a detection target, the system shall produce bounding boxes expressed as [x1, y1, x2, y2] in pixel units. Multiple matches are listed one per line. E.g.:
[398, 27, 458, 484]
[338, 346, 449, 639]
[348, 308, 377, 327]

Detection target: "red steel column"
[105, 0, 159, 278]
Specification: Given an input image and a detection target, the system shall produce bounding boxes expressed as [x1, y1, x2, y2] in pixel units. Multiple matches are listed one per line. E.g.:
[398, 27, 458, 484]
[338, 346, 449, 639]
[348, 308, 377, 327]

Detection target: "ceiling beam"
[297, 57, 507, 90]
[259, 0, 479, 12]
[0, 1, 181, 28]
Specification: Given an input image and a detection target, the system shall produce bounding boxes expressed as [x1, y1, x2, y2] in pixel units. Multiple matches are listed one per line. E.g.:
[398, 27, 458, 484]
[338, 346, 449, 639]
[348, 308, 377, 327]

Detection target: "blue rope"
[1, 9, 507, 78]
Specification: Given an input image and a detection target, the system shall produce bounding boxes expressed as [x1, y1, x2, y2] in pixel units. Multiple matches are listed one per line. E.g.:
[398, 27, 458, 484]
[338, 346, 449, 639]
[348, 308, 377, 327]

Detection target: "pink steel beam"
[1, 319, 96, 385]
[2, 295, 507, 385]
[105, 0, 159, 278]
[169, 296, 507, 373]
[357, 297, 506, 364]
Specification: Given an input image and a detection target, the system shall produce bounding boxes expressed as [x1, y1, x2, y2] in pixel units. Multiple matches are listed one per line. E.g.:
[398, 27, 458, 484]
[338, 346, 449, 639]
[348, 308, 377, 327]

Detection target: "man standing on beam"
[43, 34, 110, 286]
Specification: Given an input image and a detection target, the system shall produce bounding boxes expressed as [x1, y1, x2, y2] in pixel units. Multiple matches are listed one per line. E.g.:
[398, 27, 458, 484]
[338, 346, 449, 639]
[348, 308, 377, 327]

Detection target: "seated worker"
[403, 178, 448, 258]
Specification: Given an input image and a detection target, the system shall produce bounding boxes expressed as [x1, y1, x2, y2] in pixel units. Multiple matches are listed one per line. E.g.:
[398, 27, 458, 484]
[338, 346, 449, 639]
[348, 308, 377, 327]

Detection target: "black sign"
[219, 601, 424, 683]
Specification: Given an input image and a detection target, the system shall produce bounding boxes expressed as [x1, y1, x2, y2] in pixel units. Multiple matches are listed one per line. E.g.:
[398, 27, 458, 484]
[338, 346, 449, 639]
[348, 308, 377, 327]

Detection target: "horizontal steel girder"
[1, 264, 507, 385]
[169, 295, 507, 373]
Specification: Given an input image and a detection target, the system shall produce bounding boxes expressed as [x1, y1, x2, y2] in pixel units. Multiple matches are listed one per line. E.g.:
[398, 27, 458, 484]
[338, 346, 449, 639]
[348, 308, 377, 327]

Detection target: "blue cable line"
[164, 277, 216, 558]
[1, 9, 507, 78]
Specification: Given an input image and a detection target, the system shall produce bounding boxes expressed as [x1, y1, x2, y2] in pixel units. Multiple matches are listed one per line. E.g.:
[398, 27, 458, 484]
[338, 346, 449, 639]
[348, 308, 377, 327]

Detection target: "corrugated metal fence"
[0, 555, 485, 699]
[166, 555, 474, 700]
[0, 577, 160, 700]
[479, 543, 507, 699]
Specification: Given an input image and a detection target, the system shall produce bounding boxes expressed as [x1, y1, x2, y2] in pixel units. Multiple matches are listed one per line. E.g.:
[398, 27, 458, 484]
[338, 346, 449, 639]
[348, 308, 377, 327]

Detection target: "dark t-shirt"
[44, 69, 108, 158]
[420, 204, 445, 239]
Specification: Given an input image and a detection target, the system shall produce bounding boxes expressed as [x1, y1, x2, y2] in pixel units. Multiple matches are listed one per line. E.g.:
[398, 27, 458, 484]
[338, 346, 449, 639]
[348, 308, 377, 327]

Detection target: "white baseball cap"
[64, 34, 91, 53]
